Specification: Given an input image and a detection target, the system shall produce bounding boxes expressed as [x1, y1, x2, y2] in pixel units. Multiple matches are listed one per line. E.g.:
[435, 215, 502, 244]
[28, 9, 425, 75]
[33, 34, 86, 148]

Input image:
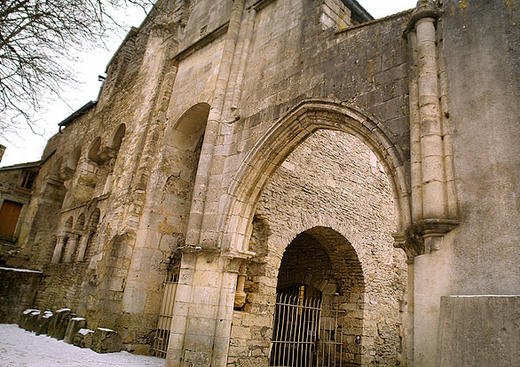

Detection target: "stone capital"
[394, 218, 459, 261]
[407, 0, 442, 32]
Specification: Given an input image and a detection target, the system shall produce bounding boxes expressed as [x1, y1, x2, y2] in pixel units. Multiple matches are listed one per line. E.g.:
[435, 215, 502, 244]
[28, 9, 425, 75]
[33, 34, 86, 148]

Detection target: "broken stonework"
[91, 327, 123, 353]
[63, 317, 87, 344]
[47, 308, 73, 340]
[73, 328, 95, 349]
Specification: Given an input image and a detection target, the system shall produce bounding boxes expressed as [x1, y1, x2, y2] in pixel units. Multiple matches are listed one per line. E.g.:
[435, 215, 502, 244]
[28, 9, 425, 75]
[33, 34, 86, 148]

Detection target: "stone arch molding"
[268, 215, 368, 272]
[269, 221, 367, 290]
[220, 99, 411, 254]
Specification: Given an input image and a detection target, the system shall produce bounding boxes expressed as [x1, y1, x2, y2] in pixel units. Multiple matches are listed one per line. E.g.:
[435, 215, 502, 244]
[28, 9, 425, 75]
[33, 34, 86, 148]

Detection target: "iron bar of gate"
[317, 302, 345, 367]
[270, 293, 322, 367]
[152, 269, 178, 358]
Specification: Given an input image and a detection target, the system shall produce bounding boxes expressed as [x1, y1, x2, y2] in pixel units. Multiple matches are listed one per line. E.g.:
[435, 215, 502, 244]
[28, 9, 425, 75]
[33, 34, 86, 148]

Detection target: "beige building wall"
[2, 0, 518, 366]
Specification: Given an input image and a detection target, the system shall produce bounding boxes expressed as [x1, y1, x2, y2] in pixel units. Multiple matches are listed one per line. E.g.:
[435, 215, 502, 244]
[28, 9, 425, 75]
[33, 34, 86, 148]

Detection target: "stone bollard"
[35, 310, 53, 335]
[64, 317, 87, 344]
[73, 328, 95, 349]
[19, 309, 39, 330]
[47, 308, 74, 340]
[91, 327, 123, 353]
[26, 310, 41, 332]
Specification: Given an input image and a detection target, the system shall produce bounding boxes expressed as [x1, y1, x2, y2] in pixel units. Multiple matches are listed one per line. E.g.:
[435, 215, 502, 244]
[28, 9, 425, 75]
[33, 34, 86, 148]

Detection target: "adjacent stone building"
[1, 0, 519, 366]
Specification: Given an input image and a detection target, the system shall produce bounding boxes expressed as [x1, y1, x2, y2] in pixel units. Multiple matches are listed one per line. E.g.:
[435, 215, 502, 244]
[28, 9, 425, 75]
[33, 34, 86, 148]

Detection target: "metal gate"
[270, 292, 345, 367]
[152, 267, 178, 358]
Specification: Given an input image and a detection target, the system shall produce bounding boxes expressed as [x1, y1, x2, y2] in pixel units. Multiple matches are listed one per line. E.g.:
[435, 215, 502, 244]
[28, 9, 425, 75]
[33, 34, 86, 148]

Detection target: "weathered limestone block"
[35, 310, 53, 335]
[64, 317, 87, 344]
[73, 328, 95, 348]
[91, 327, 123, 353]
[19, 309, 39, 330]
[437, 296, 520, 367]
[47, 308, 73, 340]
[20, 309, 40, 332]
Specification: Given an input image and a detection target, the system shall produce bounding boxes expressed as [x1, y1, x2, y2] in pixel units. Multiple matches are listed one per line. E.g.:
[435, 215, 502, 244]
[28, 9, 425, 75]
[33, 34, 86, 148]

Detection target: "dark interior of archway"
[277, 232, 336, 297]
[271, 227, 364, 367]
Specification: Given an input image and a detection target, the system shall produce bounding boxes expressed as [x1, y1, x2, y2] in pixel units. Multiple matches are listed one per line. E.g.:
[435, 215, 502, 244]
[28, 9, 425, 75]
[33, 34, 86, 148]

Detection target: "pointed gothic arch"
[220, 99, 411, 253]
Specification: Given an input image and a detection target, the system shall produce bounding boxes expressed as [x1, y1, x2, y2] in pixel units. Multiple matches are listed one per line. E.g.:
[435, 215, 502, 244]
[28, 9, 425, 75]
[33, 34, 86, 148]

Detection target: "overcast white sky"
[0, 0, 416, 167]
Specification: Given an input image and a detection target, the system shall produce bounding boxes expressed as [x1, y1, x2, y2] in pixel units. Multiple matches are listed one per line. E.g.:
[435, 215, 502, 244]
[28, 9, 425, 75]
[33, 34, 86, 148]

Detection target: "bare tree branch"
[0, 0, 154, 134]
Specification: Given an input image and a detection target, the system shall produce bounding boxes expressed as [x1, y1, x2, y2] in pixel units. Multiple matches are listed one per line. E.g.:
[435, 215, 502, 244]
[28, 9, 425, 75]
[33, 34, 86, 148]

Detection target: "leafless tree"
[0, 0, 153, 134]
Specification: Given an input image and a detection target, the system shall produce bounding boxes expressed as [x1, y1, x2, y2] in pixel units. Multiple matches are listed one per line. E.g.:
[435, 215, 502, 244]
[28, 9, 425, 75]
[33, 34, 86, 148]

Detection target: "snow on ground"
[0, 324, 165, 367]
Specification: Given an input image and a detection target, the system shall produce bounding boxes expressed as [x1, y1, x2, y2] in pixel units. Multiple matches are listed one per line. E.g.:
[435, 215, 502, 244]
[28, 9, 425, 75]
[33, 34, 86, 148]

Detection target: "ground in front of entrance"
[0, 324, 164, 366]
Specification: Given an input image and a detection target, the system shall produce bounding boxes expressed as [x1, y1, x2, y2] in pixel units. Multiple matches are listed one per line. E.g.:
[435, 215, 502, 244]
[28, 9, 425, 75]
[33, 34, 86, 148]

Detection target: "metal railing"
[317, 303, 345, 367]
[270, 293, 322, 367]
[152, 269, 178, 358]
[270, 292, 345, 367]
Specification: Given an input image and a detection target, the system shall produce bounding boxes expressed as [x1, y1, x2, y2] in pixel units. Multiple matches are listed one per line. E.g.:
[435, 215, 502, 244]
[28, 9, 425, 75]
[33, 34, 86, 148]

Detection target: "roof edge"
[58, 101, 97, 127]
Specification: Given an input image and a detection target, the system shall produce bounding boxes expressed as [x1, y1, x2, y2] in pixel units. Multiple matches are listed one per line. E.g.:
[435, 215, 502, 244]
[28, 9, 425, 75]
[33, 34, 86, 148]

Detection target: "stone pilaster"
[401, 0, 459, 258]
[165, 248, 247, 367]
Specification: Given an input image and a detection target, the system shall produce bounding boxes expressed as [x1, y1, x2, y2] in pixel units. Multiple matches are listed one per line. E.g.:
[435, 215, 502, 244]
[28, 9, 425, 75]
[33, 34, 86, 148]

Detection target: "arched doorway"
[270, 227, 364, 367]
[226, 122, 407, 366]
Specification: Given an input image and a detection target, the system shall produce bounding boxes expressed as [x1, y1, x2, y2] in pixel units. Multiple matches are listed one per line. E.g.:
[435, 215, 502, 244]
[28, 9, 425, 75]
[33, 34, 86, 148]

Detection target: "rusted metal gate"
[152, 268, 178, 358]
[270, 292, 345, 367]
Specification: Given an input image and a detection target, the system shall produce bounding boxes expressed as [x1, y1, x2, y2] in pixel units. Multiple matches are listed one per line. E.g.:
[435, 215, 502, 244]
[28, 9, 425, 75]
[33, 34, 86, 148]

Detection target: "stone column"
[403, 0, 458, 256]
[51, 235, 66, 264]
[63, 233, 79, 263]
[75, 232, 91, 262]
[185, 0, 246, 247]
[401, 3, 462, 367]
[416, 15, 445, 221]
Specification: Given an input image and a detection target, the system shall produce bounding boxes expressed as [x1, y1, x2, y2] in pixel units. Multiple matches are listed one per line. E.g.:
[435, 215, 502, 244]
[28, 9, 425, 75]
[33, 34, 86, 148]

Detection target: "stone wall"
[228, 130, 407, 366]
[412, 1, 520, 365]
[0, 267, 42, 323]
[437, 296, 520, 367]
[9, 2, 182, 351]
[3, 0, 518, 365]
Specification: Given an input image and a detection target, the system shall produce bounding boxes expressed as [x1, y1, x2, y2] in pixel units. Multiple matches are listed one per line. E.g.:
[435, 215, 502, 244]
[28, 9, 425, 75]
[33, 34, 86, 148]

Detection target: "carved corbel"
[234, 264, 248, 309]
[58, 165, 75, 181]
[97, 146, 116, 163]
[395, 218, 459, 261]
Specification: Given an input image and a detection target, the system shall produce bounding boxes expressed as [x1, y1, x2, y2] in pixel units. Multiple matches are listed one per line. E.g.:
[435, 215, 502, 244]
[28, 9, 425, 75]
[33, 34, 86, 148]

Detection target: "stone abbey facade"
[1, 0, 519, 366]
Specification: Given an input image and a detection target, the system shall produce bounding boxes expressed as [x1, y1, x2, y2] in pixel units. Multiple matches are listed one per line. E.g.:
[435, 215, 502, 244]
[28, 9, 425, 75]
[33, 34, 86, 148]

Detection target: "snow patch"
[448, 295, 520, 298]
[42, 311, 53, 319]
[0, 266, 42, 274]
[97, 327, 114, 332]
[56, 308, 71, 313]
[71, 317, 85, 321]
[23, 309, 39, 315]
[0, 324, 164, 366]
[78, 328, 94, 335]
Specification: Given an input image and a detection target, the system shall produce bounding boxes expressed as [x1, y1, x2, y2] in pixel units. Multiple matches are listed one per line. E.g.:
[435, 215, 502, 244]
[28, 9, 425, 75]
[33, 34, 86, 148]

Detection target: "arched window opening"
[88, 137, 102, 164]
[159, 103, 210, 234]
[111, 124, 126, 152]
[80, 209, 101, 262]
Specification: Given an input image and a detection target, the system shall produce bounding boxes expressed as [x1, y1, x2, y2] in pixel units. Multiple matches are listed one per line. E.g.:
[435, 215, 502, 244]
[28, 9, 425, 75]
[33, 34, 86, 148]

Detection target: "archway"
[226, 118, 407, 366]
[150, 103, 211, 358]
[270, 227, 365, 367]
[219, 99, 411, 254]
